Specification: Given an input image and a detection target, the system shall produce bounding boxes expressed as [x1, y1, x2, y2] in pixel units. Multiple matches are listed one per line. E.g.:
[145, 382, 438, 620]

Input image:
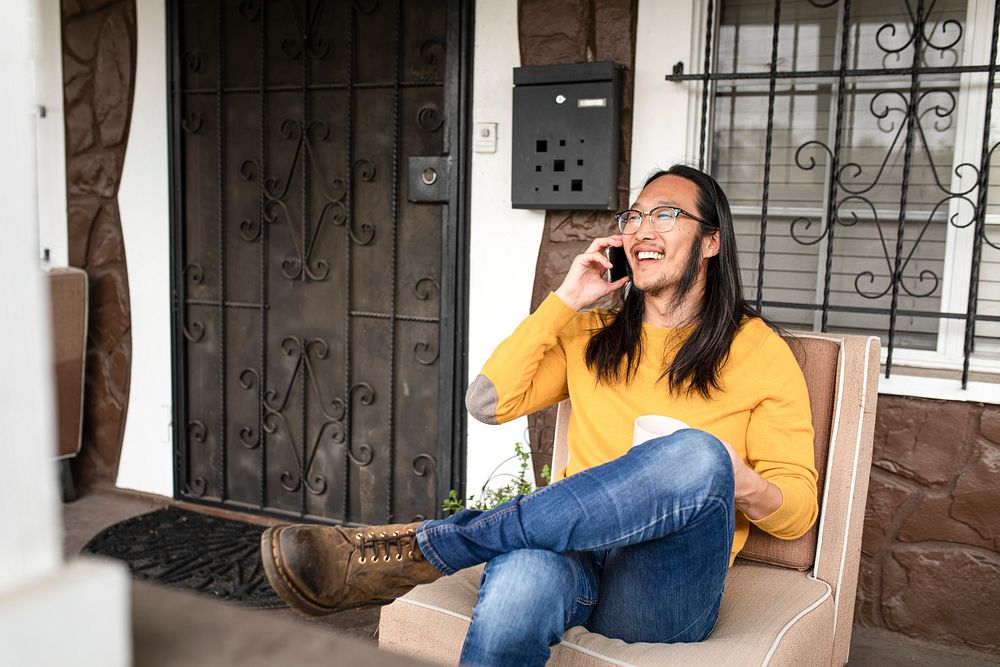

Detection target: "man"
[260, 165, 818, 666]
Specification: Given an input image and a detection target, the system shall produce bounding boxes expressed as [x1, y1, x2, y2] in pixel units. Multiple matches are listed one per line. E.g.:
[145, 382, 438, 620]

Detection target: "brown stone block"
[873, 397, 972, 486]
[62, 0, 86, 19]
[531, 241, 584, 308]
[63, 11, 106, 62]
[862, 470, 916, 557]
[88, 266, 131, 350]
[527, 406, 557, 486]
[105, 340, 131, 405]
[63, 54, 92, 106]
[882, 547, 1000, 654]
[982, 405, 1000, 445]
[548, 210, 615, 243]
[898, 493, 996, 551]
[89, 206, 126, 267]
[518, 0, 592, 66]
[67, 201, 101, 268]
[854, 553, 882, 626]
[68, 152, 120, 197]
[95, 6, 133, 147]
[949, 440, 1000, 548]
[594, 0, 636, 66]
[76, 347, 127, 486]
[84, 0, 127, 12]
[66, 101, 95, 155]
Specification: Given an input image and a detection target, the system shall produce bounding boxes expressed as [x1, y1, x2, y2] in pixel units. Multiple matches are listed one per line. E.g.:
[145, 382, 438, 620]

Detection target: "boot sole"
[260, 526, 338, 617]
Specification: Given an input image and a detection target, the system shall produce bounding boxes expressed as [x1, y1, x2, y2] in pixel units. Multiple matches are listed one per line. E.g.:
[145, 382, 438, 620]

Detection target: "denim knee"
[635, 429, 734, 496]
[467, 550, 578, 653]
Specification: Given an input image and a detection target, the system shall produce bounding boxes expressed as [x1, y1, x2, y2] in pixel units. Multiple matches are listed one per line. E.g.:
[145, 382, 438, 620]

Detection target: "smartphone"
[606, 245, 630, 282]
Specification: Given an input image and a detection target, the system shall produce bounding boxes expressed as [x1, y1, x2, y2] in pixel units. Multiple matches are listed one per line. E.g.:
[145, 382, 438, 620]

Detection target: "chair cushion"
[379, 561, 833, 666]
[738, 335, 841, 571]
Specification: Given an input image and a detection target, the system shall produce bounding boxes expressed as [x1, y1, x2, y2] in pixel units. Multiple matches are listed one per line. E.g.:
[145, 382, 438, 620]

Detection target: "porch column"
[0, 1, 129, 664]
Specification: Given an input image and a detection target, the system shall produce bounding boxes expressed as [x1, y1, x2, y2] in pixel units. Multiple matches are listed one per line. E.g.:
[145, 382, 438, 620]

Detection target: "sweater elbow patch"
[466, 374, 499, 424]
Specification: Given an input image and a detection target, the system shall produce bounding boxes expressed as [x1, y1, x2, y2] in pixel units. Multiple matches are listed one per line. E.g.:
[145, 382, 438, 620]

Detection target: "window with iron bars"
[672, 0, 1000, 390]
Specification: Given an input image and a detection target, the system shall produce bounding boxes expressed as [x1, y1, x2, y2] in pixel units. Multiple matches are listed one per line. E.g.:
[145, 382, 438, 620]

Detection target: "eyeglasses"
[614, 206, 709, 235]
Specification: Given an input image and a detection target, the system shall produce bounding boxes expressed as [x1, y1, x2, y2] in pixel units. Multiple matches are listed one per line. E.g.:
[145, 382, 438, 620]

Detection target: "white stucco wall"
[3, 0, 62, 594]
[116, 0, 173, 496]
[35, 0, 68, 269]
[3, 3, 130, 664]
[630, 0, 699, 185]
[463, 1, 548, 494]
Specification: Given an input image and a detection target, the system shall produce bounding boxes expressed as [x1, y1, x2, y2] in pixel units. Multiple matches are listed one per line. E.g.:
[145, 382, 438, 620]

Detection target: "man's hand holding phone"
[554, 236, 630, 312]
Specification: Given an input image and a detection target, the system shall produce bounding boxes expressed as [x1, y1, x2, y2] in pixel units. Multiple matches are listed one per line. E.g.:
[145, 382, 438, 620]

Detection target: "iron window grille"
[669, 0, 1000, 389]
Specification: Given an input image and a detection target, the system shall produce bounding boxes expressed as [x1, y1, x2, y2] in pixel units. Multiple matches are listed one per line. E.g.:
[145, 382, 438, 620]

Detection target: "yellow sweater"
[466, 292, 819, 565]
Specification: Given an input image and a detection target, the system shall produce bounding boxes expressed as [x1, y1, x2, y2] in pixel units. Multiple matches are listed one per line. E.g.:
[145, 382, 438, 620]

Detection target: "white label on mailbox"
[577, 97, 607, 108]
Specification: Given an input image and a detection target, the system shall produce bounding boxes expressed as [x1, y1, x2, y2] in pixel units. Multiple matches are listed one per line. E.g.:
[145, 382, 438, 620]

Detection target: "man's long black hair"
[584, 164, 765, 398]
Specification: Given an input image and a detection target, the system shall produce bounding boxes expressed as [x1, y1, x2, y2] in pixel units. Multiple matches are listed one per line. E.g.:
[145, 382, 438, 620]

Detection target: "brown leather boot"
[260, 522, 443, 616]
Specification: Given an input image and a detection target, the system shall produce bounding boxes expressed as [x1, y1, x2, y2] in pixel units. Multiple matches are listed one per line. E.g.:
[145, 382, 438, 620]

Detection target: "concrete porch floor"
[63, 488, 999, 666]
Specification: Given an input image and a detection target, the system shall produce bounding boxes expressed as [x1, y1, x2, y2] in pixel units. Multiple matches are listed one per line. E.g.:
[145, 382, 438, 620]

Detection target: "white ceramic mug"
[632, 415, 690, 447]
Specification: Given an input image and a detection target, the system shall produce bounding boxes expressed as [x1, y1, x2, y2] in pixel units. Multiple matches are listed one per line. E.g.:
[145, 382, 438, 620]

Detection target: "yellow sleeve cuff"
[749, 477, 818, 540]
[534, 292, 580, 337]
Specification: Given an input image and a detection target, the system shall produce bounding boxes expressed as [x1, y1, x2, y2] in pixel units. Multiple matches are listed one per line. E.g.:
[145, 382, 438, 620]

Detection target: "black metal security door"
[168, 0, 470, 525]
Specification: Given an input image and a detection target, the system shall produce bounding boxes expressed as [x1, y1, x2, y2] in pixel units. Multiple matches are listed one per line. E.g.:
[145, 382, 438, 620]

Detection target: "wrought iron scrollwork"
[414, 277, 440, 301]
[240, 122, 378, 282]
[412, 453, 437, 477]
[274, 0, 331, 60]
[237, 163, 262, 242]
[239, 337, 353, 496]
[417, 103, 444, 132]
[414, 340, 439, 365]
[181, 111, 204, 134]
[791, 65, 979, 303]
[183, 262, 205, 285]
[183, 320, 206, 343]
[185, 421, 208, 497]
[187, 477, 207, 497]
[986, 142, 1000, 252]
[238, 0, 261, 22]
[419, 38, 446, 65]
[346, 382, 376, 466]
[353, 0, 380, 16]
[181, 51, 203, 73]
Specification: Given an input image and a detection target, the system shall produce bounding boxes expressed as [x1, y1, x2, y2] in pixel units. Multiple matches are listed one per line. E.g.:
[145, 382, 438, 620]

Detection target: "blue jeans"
[416, 429, 736, 667]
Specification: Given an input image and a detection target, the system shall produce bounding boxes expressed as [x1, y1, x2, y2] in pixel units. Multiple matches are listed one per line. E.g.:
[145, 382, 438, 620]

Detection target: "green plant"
[442, 442, 551, 514]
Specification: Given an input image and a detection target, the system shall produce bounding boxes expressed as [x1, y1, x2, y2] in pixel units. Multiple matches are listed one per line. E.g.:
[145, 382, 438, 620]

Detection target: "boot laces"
[355, 528, 422, 565]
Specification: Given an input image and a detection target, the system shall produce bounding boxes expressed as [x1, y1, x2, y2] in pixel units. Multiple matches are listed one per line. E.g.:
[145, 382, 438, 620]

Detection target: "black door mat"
[83, 506, 285, 608]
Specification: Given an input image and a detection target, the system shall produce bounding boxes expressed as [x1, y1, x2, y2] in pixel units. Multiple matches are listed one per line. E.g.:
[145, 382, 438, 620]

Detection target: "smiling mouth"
[635, 251, 664, 262]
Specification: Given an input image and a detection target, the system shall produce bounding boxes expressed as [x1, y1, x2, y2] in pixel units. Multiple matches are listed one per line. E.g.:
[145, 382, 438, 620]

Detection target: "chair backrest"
[48, 267, 89, 460]
[549, 332, 880, 667]
[739, 334, 841, 570]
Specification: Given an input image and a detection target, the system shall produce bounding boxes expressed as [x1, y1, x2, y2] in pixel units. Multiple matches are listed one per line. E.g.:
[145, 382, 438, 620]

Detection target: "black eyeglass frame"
[614, 206, 710, 234]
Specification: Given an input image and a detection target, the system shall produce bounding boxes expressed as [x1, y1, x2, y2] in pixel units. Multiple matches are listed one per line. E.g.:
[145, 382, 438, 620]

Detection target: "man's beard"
[638, 234, 704, 309]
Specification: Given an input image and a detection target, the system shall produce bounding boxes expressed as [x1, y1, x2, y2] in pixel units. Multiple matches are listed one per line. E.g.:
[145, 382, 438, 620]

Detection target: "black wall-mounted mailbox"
[511, 62, 622, 210]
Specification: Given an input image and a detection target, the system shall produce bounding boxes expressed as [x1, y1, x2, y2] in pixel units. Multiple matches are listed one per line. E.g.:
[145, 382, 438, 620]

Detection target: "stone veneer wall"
[857, 395, 1000, 656]
[518, 0, 639, 486]
[61, 0, 136, 490]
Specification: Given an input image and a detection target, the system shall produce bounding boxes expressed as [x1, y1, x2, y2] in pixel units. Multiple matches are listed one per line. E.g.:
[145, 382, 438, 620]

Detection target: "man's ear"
[703, 230, 721, 259]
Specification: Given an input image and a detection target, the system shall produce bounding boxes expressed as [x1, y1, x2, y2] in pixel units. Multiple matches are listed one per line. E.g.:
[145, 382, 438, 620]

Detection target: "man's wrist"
[554, 286, 583, 311]
[735, 471, 782, 520]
